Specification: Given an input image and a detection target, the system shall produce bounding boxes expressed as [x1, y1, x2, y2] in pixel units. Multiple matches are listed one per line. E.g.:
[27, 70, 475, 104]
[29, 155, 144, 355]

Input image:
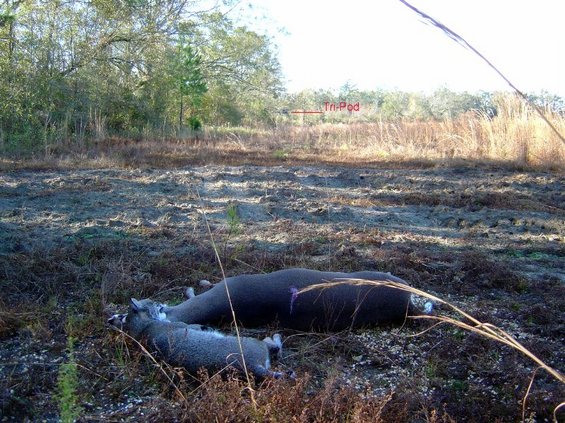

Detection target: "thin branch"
[522, 367, 540, 422]
[194, 187, 258, 408]
[554, 402, 565, 422]
[299, 278, 565, 385]
[398, 0, 565, 145]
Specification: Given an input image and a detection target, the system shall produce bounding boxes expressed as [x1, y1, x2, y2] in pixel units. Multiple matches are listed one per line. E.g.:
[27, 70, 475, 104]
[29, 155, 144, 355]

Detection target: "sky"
[237, 0, 565, 95]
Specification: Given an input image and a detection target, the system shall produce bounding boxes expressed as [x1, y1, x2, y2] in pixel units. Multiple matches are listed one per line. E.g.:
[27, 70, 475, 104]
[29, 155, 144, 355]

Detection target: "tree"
[0, 1, 285, 149]
[428, 88, 480, 120]
[406, 93, 432, 120]
[380, 91, 410, 120]
[177, 43, 207, 132]
[194, 12, 283, 126]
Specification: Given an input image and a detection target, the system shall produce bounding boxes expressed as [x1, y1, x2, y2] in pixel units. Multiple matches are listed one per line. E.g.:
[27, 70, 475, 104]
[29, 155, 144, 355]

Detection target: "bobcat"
[108, 298, 285, 379]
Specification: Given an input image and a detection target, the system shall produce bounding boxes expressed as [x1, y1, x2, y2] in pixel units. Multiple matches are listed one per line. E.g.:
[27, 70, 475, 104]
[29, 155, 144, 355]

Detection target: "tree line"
[1, 1, 563, 152]
[284, 85, 565, 124]
[0, 0, 283, 151]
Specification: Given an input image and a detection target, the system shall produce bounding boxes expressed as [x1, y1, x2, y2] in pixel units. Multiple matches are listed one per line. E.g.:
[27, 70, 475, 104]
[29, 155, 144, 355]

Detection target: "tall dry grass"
[262, 97, 564, 169]
[3, 95, 563, 171]
[199, 94, 565, 169]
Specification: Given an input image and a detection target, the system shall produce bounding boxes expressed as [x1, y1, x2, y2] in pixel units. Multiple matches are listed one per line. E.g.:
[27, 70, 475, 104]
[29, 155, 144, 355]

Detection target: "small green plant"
[452, 328, 466, 341]
[56, 337, 82, 423]
[188, 116, 202, 131]
[272, 149, 287, 159]
[112, 338, 128, 368]
[510, 302, 522, 312]
[229, 244, 245, 261]
[506, 249, 524, 258]
[527, 251, 551, 260]
[425, 361, 438, 379]
[222, 203, 243, 264]
[226, 203, 241, 236]
[64, 314, 83, 339]
[515, 279, 529, 294]
[450, 378, 469, 392]
[64, 310, 100, 340]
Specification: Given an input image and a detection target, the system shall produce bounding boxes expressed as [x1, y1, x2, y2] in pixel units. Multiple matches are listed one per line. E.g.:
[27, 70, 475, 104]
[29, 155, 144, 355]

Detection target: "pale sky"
[240, 0, 565, 95]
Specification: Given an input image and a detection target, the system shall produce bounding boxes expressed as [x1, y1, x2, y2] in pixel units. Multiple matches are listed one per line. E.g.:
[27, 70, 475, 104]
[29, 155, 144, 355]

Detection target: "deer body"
[109, 299, 283, 379]
[162, 268, 416, 331]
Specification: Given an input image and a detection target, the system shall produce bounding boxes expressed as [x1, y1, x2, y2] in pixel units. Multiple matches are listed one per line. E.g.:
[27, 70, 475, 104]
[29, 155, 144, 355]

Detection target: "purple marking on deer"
[289, 286, 298, 314]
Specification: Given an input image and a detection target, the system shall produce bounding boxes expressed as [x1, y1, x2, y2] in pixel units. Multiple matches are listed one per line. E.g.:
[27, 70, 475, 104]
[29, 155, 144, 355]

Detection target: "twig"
[522, 367, 540, 422]
[554, 402, 565, 423]
[398, 0, 565, 145]
[194, 188, 258, 407]
[299, 278, 565, 385]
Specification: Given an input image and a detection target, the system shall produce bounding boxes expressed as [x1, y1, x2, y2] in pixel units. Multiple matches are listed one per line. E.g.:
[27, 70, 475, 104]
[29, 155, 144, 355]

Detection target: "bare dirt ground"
[0, 163, 564, 421]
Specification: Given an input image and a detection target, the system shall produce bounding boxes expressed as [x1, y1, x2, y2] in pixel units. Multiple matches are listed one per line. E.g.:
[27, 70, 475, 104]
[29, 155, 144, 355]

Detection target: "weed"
[56, 337, 82, 423]
[229, 244, 246, 261]
[112, 337, 129, 368]
[527, 251, 551, 260]
[46, 295, 59, 312]
[425, 361, 438, 379]
[226, 203, 241, 236]
[506, 249, 523, 258]
[510, 302, 522, 312]
[272, 149, 287, 159]
[452, 329, 466, 341]
[221, 202, 244, 264]
[450, 379, 469, 392]
[515, 279, 529, 294]
[64, 308, 102, 340]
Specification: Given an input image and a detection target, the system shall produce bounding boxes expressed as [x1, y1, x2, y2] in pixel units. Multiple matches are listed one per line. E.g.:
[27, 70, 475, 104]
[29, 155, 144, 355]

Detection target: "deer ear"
[130, 298, 143, 311]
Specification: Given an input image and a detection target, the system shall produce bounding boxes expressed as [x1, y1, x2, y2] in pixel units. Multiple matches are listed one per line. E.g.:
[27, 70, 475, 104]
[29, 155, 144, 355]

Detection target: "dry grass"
[271, 99, 565, 169]
[1, 95, 564, 171]
[302, 278, 564, 382]
[180, 371, 408, 423]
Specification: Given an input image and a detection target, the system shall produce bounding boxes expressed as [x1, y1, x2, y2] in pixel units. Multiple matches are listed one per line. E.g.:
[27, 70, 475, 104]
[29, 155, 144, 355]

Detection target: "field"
[0, 142, 563, 422]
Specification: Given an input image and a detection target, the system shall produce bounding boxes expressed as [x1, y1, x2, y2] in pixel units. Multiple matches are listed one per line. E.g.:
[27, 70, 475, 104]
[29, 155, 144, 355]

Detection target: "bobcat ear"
[130, 298, 143, 311]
